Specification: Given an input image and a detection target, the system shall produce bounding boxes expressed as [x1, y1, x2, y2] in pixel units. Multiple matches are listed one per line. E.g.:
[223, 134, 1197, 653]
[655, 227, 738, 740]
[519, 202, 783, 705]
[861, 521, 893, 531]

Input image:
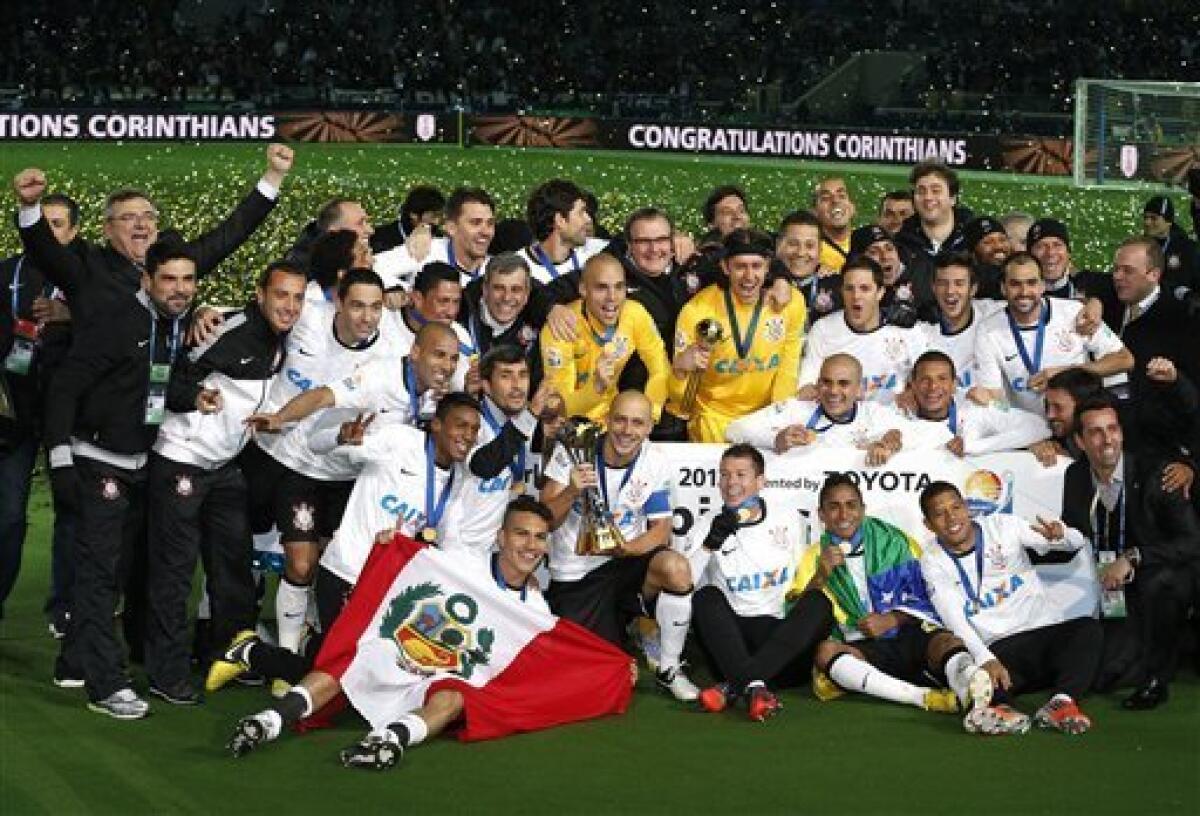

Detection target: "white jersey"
[905, 398, 1050, 456]
[919, 512, 1085, 664]
[327, 355, 429, 425]
[440, 399, 539, 567]
[259, 311, 406, 480]
[974, 298, 1127, 415]
[726, 399, 939, 452]
[800, 312, 927, 404]
[320, 423, 467, 585]
[543, 440, 674, 582]
[386, 311, 472, 386]
[374, 237, 490, 290]
[517, 238, 608, 285]
[701, 503, 806, 618]
[918, 299, 1005, 390]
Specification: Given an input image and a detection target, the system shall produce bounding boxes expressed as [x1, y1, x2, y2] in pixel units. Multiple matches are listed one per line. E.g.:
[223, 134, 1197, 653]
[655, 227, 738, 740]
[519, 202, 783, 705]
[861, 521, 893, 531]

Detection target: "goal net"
[1073, 79, 1200, 188]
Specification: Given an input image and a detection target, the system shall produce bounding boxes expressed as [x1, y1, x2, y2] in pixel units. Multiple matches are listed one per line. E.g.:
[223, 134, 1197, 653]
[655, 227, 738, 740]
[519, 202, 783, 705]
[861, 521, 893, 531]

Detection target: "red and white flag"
[313, 534, 634, 741]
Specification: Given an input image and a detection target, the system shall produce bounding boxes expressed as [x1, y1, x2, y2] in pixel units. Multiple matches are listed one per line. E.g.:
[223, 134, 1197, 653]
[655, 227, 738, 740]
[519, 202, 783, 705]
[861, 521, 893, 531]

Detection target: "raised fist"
[13, 168, 47, 207]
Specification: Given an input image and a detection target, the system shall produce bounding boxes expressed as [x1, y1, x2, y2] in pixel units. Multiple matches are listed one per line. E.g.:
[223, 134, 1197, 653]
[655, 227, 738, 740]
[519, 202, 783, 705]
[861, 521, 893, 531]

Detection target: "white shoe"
[87, 688, 150, 720]
[966, 667, 993, 712]
[655, 664, 700, 702]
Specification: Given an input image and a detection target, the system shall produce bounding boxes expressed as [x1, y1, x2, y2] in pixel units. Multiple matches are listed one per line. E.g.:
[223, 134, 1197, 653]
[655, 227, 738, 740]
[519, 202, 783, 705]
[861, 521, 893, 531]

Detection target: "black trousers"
[990, 616, 1102, 701]
[1132, 566, 1196, 682]
[692, 585, 833, 690]
[250, 566, 351, 685]
[63, 456, 148, 702]
[144, 453, 257, 689]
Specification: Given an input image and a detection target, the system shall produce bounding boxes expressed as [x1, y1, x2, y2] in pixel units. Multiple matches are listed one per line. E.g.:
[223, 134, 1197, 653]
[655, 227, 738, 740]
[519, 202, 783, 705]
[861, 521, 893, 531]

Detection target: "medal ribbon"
[531, 243, 579, 281]
[722, 287, 763, 360]
[1006, 300, 1047, 376]
[596, 436, 641, 511]
[940, 522, 985, 611]
[491, 553, 528, 602]
[424, 435, 455, 532]
[806, 403, 857, 433]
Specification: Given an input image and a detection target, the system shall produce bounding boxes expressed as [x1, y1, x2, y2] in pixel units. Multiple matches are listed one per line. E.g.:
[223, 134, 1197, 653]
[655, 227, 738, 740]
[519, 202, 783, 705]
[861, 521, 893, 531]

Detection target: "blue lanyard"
[596, 438, 640, 510]
[148, 313, 182, 365]
[9, 257, 23, 317]
[491, 553, 528, 602]
[806, 403, 856, 432]
[1092, 486, 1125, 555]
[531, 243, 579, 280]
[448, 242, 483, 281]
[467, 313, 483, 356]
[1006, 301, 1047, 376]
[481, 399, 527, 486]
[947, 400, 958, 435]
[424, 436, 455, 531]
[940, 522, 985, 608]
[722, 287, 763, 360]
[403, 357, 420, 424]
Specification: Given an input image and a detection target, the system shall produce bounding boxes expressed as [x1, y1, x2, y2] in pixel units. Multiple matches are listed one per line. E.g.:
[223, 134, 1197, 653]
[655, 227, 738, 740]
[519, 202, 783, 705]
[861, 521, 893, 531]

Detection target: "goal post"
[1073, 79, 1200, 188]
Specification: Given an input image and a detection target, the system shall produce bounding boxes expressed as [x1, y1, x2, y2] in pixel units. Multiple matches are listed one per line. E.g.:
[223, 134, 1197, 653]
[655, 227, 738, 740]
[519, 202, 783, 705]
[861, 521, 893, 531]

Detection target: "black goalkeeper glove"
[702, 507, 742, 552]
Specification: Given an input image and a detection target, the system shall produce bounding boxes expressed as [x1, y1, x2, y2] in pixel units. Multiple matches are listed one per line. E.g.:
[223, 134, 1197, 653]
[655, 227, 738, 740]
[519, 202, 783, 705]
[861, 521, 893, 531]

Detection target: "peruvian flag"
[312, 534, 634, 741]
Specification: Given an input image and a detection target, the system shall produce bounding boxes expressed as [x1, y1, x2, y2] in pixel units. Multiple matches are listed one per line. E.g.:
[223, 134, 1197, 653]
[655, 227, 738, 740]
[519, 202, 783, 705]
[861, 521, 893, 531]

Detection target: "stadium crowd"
[3, 0, 1194, 126]
[2, 144, 1199, 769]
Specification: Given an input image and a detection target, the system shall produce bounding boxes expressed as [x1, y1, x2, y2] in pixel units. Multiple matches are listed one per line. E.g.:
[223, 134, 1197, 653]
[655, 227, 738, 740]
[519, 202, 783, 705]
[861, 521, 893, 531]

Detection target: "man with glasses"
[12, 144, 294, 330]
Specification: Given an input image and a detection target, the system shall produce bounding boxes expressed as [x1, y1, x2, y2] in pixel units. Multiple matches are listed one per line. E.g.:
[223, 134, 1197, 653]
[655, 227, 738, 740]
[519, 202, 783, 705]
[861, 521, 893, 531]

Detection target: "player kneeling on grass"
[797, 475, 993, 726]
[692, 444, 835, 721]
[919, 482, 1102, 736]
[227, 496, 632, 769]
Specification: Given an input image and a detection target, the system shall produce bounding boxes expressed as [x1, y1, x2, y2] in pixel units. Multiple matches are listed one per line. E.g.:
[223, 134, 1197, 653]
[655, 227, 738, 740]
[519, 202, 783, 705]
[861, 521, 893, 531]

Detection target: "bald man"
[248, 321, 459, 435]
[727, 353, 940, 466]
[540, 254, 669, 424]
[541, 390, 699, 700]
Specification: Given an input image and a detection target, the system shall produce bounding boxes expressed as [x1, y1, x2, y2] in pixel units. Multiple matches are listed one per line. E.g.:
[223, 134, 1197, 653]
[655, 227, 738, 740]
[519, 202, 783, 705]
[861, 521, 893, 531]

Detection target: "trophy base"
[575, 527, 626, 557]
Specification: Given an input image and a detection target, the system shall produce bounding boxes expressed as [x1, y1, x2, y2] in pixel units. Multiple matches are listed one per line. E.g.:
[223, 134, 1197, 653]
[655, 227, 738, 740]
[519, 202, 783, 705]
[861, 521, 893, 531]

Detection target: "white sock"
[390, 713, 429, 746]
[197, 590, 211, 620]
[944, 651, 974, 707]
[654, 590, 693, 671]
[275, 577, 310, 652]
[829, 654, 926, 708]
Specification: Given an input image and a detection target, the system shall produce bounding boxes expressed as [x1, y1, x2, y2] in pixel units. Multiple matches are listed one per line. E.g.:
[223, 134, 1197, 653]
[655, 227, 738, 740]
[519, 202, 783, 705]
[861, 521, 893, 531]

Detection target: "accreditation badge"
[1096, 550, 1127, 619]
[145, 363, 171, 425]
[3, 319, 38, 375]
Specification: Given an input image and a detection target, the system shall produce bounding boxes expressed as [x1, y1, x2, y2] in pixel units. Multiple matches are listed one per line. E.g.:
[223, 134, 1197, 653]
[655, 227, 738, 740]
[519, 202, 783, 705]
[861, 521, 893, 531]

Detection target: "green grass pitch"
[1, 142, 1197, 814]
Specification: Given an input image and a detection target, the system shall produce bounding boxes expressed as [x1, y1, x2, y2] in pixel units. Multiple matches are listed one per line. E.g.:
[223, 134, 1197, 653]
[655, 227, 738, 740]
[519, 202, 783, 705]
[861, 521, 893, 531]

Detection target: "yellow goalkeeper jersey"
[540, 299, 668, 423]
[819, 234, 850, 272]
[669, 284, 806, 442]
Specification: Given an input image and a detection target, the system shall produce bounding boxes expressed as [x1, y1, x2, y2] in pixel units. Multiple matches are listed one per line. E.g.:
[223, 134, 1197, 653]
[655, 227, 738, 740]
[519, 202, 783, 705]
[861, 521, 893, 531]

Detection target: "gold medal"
[419, 527, 438, 544]
[510, 482, 526, 496]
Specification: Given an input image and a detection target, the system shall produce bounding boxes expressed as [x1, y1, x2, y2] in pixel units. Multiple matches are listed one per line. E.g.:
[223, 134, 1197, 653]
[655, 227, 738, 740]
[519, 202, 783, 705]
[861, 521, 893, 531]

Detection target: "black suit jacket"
[1062, 453, 1200, 572]
[1090, 281, 1200, 390]
[19, 184, 276, 329]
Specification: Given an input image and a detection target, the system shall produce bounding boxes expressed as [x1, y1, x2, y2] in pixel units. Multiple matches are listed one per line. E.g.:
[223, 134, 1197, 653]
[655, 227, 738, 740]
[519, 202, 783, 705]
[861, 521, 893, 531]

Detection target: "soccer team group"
[3, 144, 1199, 771]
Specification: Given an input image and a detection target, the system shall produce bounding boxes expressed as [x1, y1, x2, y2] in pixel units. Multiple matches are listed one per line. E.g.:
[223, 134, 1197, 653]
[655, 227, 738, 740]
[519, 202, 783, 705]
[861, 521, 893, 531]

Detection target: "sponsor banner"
[657, 444, 1096, 619]
[0, 110, 455, 143]
[468, 114, 1079, 175]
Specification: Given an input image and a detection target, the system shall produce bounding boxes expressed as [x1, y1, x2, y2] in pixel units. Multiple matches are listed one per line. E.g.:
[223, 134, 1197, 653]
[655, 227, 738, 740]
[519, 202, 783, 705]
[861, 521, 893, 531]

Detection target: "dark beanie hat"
[1026, 218, 1070, 249]
[1143, 195, 1175, 222]
[963, 215, 1007, 250]
[849, 224, 892, 256]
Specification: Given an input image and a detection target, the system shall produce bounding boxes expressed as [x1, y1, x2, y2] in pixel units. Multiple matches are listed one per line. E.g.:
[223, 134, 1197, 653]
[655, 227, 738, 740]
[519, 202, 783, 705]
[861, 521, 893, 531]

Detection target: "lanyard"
[9, 257, 23, 317]
[424, 436, 455, 531]
[467, 313, 484, 356]
[583, 304, 616, 349]
[491, 553, 528, 602]
[1091, 485, 1125, 555]
[722, 287, 763, 360]
[403, 357, 420, 424]
[596, 437, 641, 510]
[409, 307, 474, 357]
[1006, 301, 1047, 376]
[531, 243, 579, 280]
[148, 313, 182, 365]
[947, 400, 958, 434]
[940, 522, 985, 608]
[806, 403, 856, 432]
[481, 399, 527, 486]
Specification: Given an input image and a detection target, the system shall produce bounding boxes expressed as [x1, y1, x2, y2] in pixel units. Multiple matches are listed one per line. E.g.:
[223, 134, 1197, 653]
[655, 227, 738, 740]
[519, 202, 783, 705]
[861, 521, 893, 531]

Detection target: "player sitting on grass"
[692, 444, 835, 721]
[919, 481, 1101, 736]
[227, 497, 557, 769]
[795, 475, 993, 726]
